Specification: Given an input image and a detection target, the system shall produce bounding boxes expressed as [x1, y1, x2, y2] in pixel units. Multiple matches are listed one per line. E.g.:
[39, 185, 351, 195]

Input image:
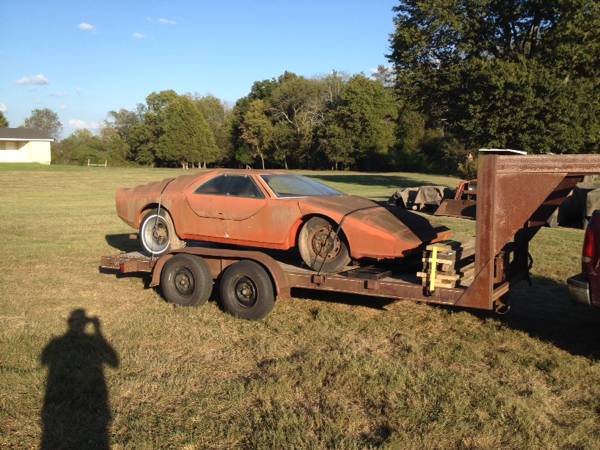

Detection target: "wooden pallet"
[417, 239, 476, 292]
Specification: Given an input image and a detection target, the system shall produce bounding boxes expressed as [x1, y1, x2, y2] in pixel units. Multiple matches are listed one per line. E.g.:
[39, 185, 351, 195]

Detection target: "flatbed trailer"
[100, 152, 600, 319]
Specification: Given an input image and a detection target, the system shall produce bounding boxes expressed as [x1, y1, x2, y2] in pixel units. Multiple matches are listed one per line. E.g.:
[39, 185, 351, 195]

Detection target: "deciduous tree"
[23, 108, 62, 140]
[240, 99, 273, 169]
[388, 0, 600, 156]
[319, 75, 397, 170]
[156, 96, 218, 168]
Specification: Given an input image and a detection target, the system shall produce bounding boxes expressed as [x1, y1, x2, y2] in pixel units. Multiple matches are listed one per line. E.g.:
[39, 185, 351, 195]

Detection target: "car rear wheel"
[139, 209, 184, 256]
[298, 216, 350, 273]
[160, 254, 213, 307]
[219, 260, 275, 320]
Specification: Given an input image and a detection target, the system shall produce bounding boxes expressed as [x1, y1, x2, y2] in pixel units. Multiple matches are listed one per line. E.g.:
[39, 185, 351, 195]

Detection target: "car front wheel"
[298, 216, 350, 273]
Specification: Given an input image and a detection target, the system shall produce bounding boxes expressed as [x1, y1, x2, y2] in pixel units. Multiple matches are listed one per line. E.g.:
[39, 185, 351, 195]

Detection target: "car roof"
[208, 168, 292, 176]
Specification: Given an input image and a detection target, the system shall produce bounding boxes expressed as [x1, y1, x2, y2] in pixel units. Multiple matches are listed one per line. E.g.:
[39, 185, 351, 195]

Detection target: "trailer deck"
[100, 247, 467, 306]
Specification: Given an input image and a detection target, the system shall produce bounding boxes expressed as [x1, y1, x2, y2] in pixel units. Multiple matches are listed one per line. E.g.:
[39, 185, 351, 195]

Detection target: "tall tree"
[319, 75, 397, 170]
[156, 96, 218, 168]
[0, 111, 8, 128]
[23, 108, 62, 140]
[191, 95, 231, 160]
[100, 127, 129, 165]
[268, 74, 326, 168]
[239, 99, 273, 169]
[388, 0, 600, 155]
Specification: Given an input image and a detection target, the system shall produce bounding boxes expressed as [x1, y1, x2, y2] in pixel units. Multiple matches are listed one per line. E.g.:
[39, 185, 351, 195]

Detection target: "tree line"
[5, 0, 598, 175]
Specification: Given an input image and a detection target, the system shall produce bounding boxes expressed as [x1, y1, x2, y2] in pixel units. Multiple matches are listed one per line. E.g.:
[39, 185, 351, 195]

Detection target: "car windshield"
[261, 174, 343, 198]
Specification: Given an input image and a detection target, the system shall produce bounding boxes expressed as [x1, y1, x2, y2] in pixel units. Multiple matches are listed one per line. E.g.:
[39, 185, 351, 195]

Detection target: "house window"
[0, 141, 19, 151]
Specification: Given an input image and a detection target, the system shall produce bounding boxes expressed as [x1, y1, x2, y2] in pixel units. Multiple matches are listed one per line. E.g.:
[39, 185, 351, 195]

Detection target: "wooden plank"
[416, 272, 459, 281]
[422, 257, 455, 265]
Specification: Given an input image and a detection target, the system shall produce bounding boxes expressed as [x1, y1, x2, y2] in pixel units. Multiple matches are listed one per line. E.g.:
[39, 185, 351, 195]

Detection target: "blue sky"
[0, 1, 397, 136]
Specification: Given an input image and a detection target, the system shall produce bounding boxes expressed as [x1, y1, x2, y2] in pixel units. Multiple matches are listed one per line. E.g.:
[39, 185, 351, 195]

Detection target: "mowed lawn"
[1, 165, 599, 449]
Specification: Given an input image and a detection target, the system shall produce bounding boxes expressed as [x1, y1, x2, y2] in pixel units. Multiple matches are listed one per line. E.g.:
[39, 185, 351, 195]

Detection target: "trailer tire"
[139, 209, 184, 256]
[161, 254, 213, 307]
[298, 216, 350, 273]
[219, 260, 275, 320]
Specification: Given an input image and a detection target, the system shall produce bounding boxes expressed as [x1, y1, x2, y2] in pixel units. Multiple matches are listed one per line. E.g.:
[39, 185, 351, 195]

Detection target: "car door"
[181, 174, 230, 239]
[183, 174, 268, 242]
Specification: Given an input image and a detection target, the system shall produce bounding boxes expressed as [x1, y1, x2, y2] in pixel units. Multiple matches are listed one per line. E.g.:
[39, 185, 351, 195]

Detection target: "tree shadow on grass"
[40, 309, 119, 450]
[294, 273, 600, 358]
[433, 275, 600, 360]
[500, 276, 600, 360]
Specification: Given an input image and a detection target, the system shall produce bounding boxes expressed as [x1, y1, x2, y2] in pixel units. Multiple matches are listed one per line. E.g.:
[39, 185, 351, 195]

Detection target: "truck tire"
[139, 209, 184, 256]
[219, 260, 275, 320]
[161, 254, 213, 307]
[298, 216, 350, 273]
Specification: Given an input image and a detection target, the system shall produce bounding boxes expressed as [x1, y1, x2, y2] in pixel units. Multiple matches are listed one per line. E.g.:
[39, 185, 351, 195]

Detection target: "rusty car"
[115, 170, 449, 272]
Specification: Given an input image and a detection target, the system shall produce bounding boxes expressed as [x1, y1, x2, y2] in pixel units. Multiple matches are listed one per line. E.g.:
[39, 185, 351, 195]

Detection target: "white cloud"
[59, 104, 67, 110]
[68, 119, 102, 130]
[50, 90, 68, 97]
[75, 87, 83, 95]
[16, 74, 49, 85]
[132, 32, 146, 39]
[78, 22, 95, 32]
[158, 18, 176, 25]
[0, 103, 7, 113]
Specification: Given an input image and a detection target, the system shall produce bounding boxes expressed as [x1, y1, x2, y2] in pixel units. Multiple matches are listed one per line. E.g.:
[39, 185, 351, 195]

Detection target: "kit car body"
[115, 169, 447, 260]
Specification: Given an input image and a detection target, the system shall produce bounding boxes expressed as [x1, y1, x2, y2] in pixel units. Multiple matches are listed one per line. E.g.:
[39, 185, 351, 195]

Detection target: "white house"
[0, 128, 53, 164]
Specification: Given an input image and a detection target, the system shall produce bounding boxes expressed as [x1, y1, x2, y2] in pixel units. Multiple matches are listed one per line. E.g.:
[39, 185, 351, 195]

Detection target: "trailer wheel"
[298, 216, 350, 273]
[219, 260, 275, 320]
[139, 209, 184, 256]
[160, 254, 213, 307]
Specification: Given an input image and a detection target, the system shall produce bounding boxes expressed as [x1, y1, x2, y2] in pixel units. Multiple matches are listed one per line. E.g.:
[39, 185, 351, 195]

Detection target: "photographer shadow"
[40, 309, 119, 450]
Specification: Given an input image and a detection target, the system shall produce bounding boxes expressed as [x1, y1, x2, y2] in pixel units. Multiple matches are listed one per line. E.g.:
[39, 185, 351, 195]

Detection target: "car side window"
[195, 175, 264, 199]
[225, 176, 264, 198]
[194, 175, 229, 195]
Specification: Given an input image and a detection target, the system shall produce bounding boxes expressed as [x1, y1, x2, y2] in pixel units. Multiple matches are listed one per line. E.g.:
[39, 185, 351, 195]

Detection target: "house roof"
[0, 128, 54, 142]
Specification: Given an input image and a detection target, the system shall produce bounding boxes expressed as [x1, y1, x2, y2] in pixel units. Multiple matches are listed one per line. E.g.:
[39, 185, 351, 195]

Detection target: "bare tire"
[139, 209, 184, 256]
[298, 216, 350, 273]
[219, 260, 275, 320]
[161, 254, 213, 307]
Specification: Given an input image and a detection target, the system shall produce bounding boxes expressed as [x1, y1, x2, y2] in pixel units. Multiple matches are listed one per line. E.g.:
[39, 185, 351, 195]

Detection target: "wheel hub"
[174, 269, 194, 296]
[234, 277, 257, 308]
[310, 225, 341, 261]
[152, 222, 168, 244]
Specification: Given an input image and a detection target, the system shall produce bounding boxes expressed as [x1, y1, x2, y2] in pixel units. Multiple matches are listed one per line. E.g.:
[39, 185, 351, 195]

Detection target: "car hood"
[298, 195, 379, 217]
[298, 195, 439, 244]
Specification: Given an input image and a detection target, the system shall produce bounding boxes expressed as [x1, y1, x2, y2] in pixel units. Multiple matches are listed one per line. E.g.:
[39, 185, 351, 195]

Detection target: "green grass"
[1, 166, 599, 449]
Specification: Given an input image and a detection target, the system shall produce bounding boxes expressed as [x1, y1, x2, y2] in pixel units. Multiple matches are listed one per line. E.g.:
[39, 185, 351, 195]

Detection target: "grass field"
[1, 165, 599, 449]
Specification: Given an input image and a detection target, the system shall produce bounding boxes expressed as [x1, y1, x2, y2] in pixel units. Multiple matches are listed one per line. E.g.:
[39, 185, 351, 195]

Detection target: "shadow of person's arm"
[92, 317, 119, 368]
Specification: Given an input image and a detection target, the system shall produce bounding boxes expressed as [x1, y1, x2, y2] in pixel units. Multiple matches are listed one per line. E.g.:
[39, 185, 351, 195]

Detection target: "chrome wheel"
[141, 214, 170, 255]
